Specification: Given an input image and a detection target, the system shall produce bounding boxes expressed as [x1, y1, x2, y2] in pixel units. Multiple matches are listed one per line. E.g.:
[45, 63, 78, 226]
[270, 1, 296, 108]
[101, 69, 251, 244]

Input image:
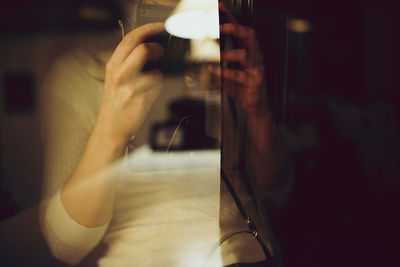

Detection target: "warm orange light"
[288, 19, 311, 33]
[165, 0, 219, 39]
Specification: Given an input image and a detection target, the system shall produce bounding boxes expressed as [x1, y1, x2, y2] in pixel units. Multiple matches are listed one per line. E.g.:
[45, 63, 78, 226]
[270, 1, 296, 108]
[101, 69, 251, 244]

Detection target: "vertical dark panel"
[219, 0, 400, 266]
[266, 0, 400, 266]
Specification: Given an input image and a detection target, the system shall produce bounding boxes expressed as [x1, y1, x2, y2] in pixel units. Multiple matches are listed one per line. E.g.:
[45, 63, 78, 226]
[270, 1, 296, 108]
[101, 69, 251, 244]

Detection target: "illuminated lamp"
[165, 0, 219, 39]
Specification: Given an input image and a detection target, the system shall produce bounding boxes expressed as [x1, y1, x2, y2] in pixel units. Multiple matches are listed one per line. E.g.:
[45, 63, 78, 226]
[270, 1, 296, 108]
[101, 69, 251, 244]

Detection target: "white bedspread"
[99, 146, 222, 267]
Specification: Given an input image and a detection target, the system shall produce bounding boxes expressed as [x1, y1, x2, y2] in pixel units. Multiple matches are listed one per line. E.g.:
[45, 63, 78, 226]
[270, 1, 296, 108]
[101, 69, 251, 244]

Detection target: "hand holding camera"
[95, 23, 165, 148]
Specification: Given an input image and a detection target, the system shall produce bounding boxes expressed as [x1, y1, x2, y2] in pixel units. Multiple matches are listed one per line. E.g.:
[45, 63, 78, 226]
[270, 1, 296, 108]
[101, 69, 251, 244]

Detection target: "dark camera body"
[142, 32, 190, 73]
[134, 3, 191, 74]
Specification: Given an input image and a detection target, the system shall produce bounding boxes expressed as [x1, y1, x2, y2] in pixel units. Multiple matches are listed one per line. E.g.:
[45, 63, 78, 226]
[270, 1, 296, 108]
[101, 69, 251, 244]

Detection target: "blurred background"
[0, 0, 125, 218]
[0, 0, 122, 218]
[267, 0, 400, 266]
[0, 0, 399, 266]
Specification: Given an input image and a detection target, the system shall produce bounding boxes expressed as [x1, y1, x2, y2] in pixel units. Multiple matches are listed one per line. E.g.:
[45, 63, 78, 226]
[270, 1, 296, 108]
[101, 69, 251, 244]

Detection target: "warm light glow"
[77, 6, 111, 21]
[288, 19, 311, 33]
[188, 38, 220, 62]
[165, 0, 219, 39]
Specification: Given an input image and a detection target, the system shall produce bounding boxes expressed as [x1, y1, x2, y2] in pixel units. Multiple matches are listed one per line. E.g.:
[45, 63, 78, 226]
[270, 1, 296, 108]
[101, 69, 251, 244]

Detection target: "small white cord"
[166, 115, 191, 153]
[118, 19, 125, 39]
[124, 135, 136, 158]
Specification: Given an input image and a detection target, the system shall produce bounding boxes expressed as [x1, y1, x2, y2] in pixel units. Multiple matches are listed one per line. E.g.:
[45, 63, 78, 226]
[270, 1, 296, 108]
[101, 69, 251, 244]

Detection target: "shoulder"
[40, 32, 119, 124]
[42, 31, 118, 99]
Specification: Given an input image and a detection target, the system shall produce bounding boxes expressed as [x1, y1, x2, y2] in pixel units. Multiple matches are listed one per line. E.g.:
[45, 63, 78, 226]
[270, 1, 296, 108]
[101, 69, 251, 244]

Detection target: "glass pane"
[0, 1, 399, 267]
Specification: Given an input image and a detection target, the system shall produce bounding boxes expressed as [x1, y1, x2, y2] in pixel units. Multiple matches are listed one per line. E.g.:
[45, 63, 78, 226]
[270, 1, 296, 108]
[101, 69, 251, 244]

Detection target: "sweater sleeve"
[39, 51, 108, 265]
[41, 190, 109, 265]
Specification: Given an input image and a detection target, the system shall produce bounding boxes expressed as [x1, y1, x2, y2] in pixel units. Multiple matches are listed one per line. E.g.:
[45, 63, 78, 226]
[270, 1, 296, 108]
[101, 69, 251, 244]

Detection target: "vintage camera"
[132, 3, 191, 73]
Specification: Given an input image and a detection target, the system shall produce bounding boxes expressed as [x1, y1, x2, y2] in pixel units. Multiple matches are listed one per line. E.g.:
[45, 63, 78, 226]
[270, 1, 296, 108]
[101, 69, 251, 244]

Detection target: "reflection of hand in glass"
[211, 3, 290, 200]
[210, 3, 267, 118]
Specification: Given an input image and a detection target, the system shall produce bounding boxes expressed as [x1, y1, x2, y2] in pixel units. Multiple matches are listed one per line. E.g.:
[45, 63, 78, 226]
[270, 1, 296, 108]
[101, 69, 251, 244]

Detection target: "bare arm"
[61, 23, 165, 227]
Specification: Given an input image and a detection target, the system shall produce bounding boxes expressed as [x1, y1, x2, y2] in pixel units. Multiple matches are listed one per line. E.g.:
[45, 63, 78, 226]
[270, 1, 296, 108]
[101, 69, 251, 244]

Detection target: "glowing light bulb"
[165, 0, 219, 39]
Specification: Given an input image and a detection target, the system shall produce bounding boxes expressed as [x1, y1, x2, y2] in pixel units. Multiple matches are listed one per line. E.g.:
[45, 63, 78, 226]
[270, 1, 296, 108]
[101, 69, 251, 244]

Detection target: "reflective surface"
[0, 0, 399, 266]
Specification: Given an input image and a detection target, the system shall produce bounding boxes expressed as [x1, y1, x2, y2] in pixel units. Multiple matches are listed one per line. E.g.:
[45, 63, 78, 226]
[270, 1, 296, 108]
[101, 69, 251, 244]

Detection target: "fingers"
[99, 23, 166, 143]
[208, 63, 266, 116]
[221, 68, 248, 84]
[219, 2, 238, 24]
[109, 22, 165, 65]
[129, 70, 163, 96]
[120, 42, 164, 78]
[220, 23, 255, 42]
[209, 65, 245, 84]
[221, 49, 247, 67]
[220, 23, 263, 66]
[125, 71, 163, 115]
[209, 65, 264, 92]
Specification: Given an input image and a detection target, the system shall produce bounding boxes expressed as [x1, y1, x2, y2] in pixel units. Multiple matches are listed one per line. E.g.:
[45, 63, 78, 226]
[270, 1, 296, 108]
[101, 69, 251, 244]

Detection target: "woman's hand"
[60, 23, 166, 228]
[95, 22, 165, 148]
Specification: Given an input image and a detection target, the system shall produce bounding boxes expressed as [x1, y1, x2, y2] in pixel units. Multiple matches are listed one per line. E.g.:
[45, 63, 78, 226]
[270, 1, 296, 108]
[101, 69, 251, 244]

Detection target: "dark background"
[0, 0, 121, 35]
[254, 0, 400, 266]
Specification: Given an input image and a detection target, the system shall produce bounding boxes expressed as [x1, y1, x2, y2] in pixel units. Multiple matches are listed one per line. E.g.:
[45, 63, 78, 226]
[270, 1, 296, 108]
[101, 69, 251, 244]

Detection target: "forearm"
[61, 23, 165, 228]
[61, 125, 127, 228]
[247, 113, 291, 194]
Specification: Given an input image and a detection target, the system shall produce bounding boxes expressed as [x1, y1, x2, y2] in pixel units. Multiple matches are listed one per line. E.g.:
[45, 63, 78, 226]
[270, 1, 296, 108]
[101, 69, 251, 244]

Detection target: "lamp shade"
[165, 0, 219, 39]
